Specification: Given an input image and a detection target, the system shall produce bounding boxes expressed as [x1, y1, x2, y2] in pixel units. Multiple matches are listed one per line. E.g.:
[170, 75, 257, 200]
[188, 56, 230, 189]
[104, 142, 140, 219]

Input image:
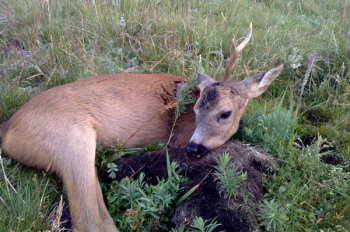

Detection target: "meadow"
[0, 0, 349, 231]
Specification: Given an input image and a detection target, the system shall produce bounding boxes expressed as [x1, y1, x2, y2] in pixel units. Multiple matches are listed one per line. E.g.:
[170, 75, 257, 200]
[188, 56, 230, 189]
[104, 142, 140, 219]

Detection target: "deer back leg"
[95, 175, 120, 232]
[54, 128, 118, 232]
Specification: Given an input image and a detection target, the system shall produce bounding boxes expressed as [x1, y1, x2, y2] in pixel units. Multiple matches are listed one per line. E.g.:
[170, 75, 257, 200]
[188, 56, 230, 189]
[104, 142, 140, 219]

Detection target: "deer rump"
[0, 24, 284, 232]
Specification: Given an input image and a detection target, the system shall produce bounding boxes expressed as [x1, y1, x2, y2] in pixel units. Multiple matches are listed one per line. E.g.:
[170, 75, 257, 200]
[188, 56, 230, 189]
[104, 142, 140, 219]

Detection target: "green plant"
[171, 217, 222, 232]
[213, 153, 246, 199]
[106, 158, 187, 231]
[241, 99, 298, 158]
[260, 137, 350, 232]
[189, 217, 222, 232]
[260, 199, 288, 231]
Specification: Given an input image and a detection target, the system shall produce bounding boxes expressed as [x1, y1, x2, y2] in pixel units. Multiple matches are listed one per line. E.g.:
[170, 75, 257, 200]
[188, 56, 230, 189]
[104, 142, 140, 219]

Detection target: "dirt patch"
[57, 140, 273, 231]
[112, 140, 273, 232]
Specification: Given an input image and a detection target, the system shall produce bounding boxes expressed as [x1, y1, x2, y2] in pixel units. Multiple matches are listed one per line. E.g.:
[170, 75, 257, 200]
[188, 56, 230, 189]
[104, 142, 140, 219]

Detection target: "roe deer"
[0, 24, 283, 232]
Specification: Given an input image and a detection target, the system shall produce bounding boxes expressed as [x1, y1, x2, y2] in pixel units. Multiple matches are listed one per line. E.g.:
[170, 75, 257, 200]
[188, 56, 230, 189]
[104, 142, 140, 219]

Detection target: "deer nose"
[185, 142, 209, 157]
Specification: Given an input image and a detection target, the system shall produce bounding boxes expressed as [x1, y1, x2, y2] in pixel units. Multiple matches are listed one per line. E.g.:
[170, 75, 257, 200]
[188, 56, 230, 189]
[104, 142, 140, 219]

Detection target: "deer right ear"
[236, 64, 284, 99]
[196, 72, 215, 90]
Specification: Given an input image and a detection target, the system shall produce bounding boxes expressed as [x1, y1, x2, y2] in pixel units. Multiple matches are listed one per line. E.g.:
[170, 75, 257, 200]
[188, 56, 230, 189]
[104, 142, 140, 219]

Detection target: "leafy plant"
[260, 199, 288, 231]
[106, 158, 187, 232]
[107, 163, 118, 179]
[171, 217, 222, 232]
[241, 100, 298, 158]
[213, 153, 246, 199]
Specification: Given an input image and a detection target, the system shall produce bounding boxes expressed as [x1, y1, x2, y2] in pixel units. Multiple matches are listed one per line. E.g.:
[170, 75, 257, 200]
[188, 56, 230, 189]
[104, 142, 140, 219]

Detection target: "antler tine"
[223, 23, 253, 81]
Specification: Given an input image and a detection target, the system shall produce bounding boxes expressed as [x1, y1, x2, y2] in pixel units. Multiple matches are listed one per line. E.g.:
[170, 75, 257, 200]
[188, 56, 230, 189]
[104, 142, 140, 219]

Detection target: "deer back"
[0, 73, 188, 152]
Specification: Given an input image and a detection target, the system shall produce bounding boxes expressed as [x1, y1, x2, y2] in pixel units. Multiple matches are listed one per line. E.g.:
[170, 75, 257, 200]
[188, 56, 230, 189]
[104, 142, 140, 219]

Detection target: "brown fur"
[0, 73, 193, 232]
[188, 64, 283, 151]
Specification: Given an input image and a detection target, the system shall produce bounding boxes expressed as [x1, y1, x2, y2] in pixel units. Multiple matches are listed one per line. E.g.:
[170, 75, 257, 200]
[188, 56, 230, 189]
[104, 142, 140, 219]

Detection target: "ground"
[0, 0, 349, 231]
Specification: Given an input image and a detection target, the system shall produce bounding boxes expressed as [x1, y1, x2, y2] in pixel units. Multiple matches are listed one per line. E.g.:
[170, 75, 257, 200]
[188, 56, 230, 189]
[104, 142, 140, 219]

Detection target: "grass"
[239, 104, 350, 231]
[0, 155, 59, 231]
[0, 0, 349, 231]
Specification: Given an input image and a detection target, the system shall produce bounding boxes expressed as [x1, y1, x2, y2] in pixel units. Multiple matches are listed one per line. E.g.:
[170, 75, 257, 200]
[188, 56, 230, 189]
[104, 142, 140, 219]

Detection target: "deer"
[0, 24, 283, 232]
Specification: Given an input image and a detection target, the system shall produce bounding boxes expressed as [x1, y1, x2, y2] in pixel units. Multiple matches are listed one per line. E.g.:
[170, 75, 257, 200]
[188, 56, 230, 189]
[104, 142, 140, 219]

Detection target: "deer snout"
[185, 142, 209, 158]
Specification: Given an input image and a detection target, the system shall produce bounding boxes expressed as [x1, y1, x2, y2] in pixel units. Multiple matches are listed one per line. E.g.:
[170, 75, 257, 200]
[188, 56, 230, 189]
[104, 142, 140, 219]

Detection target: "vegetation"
[171, 217, 222, 232]
[238, 105, 350, 231]
[0, 0, 349, 231]
[213, 153, 246, 199]
[106, 156, 187, 231]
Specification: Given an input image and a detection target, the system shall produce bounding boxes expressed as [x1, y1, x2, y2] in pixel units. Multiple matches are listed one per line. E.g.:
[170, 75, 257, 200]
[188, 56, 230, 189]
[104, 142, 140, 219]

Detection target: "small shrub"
[241, 101, 298, 158]
[171, 217, 221, 232]
[213, 153, 246, 199]
[107, 160, 187, 232]
[260, 199, 288, 232]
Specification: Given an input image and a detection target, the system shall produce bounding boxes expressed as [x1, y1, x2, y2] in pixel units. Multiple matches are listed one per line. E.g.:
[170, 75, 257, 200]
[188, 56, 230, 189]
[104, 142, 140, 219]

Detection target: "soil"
[58, 140, 273, 231]
[112, 140, 273, 232]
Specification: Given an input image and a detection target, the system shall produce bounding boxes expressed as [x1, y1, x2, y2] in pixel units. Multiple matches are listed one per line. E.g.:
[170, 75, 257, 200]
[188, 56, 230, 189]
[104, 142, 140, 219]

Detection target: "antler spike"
[223, 23, 253, 81]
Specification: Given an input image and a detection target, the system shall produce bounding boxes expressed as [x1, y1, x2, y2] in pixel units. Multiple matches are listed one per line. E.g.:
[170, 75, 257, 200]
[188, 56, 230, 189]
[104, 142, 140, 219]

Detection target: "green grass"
[239, 104, 350, 231]
[0, 156, 59, 231]
[0, 0, 349, 231]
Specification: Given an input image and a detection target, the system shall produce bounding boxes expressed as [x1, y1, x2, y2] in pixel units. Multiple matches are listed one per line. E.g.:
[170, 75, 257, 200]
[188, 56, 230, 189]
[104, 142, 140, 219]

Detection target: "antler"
[223, 23, 253, 81]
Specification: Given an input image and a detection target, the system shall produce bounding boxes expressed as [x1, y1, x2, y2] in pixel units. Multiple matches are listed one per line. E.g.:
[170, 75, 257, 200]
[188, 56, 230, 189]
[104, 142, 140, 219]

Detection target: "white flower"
[118, 16, 126, 29]
[288, 48, 303, 69]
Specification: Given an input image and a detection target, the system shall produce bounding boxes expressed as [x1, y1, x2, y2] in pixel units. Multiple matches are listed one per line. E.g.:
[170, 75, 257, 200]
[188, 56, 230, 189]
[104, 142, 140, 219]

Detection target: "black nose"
[185, 142, 209, 157]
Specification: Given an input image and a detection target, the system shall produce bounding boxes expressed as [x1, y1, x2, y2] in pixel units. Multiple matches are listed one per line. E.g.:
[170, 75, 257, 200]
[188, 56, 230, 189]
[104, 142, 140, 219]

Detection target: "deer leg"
[55, 129, 118, 232]
[61, 154, 104, 232]
[95, 175, 120, 232]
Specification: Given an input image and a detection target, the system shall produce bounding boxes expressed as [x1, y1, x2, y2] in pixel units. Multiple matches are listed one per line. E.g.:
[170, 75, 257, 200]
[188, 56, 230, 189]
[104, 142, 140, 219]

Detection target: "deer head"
[185, 24, 284, 156]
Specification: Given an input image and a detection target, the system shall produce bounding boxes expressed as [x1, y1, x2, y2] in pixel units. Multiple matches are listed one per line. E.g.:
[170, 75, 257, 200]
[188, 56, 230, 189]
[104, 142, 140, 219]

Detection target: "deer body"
[0, 73, 192, 232]
[1, 73, 189, 165]
[0, 24, 284, 232]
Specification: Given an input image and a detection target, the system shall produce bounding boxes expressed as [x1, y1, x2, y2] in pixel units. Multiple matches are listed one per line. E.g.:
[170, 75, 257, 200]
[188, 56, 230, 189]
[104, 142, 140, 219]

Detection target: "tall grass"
[0, 157, 58, 231]
[0, 0, 349, 231]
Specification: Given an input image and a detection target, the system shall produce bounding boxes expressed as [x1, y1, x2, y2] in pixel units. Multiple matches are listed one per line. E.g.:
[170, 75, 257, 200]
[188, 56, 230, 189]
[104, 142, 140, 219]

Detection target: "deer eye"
[220, 111, 232, 120]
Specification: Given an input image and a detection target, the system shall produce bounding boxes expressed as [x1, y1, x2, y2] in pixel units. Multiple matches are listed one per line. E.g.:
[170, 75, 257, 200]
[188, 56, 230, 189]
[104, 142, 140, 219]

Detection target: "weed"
[213, 153, 246, 199]
[171, 217, 221, 232]
[106, 158, 187, 231]
[260, 199, 288, 232]
[241, 99, 298, 158]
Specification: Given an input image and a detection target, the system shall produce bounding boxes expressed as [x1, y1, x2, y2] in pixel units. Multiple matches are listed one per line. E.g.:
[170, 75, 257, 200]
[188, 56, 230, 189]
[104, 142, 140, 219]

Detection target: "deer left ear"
[196, 72, 215, 90]
[236, 64, 284, 99]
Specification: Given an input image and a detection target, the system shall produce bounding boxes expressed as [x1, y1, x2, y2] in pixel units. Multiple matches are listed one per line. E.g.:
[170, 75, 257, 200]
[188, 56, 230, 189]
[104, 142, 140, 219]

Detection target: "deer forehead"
[195, 84, 243, 113]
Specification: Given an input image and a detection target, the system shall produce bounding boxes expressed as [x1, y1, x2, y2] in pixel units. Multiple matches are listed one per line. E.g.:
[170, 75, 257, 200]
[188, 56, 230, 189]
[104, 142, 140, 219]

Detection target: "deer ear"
[196, 72, 215, 90]
[236, 64, 284, 99]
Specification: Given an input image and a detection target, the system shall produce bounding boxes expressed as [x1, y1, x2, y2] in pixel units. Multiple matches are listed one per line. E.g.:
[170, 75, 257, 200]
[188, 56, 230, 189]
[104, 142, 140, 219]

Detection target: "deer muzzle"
[185, 141, 209, 158]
